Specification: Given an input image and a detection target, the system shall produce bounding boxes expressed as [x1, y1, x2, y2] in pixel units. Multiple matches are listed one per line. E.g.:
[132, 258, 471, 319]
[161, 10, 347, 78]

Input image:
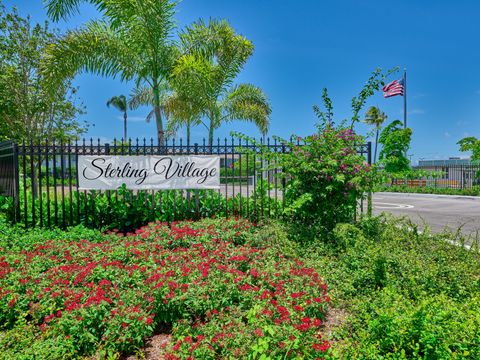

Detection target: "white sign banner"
[78, 155, 220, 190]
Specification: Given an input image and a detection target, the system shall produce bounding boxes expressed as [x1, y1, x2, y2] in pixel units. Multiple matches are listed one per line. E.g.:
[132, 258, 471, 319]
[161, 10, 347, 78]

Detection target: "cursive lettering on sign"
[153, 157, 217, 184]
[83, 158, 149, 185]
[78, 155, 220, 190]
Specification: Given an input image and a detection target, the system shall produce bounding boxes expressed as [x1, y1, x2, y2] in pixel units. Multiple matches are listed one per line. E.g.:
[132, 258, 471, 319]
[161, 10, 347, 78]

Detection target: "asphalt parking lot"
[373, 192, 480, 238]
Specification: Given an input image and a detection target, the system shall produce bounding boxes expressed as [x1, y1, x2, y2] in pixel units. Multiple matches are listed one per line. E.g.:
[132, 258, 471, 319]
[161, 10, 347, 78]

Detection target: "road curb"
[375, 192, 480, 201]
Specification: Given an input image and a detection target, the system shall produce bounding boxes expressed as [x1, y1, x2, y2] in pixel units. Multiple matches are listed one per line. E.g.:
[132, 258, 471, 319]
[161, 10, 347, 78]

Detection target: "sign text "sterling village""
[78, 156, 220, 190]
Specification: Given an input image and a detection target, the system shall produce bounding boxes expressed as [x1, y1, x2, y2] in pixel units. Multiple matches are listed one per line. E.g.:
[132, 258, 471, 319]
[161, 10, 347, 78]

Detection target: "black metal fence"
[0, 138, 371, 229]
[390, 165, 480, 189]
[0, 141, 18, 197]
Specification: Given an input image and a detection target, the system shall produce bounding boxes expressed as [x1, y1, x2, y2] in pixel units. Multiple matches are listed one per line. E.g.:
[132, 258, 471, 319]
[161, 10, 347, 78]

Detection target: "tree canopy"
[43, 0, 179, 145]
[172, 19, 271, 146]
[378, 119, 412, 173]
[0, 4, 86, 142]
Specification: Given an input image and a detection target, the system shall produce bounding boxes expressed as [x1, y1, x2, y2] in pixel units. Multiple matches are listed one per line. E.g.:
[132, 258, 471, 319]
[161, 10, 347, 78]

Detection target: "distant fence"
[0, 138, 371, 229]
[390, 164, 480, 189]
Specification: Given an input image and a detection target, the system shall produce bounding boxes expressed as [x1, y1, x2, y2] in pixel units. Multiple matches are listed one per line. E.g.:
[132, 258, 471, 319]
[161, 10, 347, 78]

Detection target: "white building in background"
[416, 157, 479, 188]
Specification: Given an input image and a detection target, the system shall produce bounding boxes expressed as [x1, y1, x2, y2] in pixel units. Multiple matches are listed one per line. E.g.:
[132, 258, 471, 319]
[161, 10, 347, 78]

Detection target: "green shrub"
[280, 127, 376, 238]
[344, 290, 480, 359]
[2, 182, 282, 232]
[377, 185, 480, 196]
[305, 215, 480, 359]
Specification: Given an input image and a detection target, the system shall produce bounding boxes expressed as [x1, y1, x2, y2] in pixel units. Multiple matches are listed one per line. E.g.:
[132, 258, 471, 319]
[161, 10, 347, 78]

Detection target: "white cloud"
[409, 108, 425, 115]
[444, 132, 451, 138]
[116, 115, 147, 123]
[96, 136, 113, 144]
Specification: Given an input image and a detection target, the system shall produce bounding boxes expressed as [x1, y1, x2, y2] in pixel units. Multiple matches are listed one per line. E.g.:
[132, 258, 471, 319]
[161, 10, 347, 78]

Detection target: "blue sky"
[5, 0, 480, 163]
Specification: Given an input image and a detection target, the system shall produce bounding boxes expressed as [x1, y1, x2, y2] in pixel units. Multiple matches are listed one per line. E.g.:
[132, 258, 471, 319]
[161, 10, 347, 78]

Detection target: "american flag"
[382, 79, 404, 98]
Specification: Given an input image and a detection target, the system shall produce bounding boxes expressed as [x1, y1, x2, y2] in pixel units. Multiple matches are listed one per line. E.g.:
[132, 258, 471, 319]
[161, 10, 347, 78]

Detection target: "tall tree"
[378, 119, 412, 173]
[128, 83, 201, 144]
[172, 19, 271, 146]
[0, 5, 85, 142]
[127, 82, 174, 137]
[106, 95, 127, 140]
[363, 106, 388, 163]
[458, 136, 480, 176]
[458, 137, 480, 161]
[43, 0, 179, 146]
[164, 94, 203, 146]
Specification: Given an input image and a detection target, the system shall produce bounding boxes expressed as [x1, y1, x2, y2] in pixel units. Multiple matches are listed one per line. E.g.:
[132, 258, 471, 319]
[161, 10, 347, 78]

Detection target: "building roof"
[418, 158, 476, 166]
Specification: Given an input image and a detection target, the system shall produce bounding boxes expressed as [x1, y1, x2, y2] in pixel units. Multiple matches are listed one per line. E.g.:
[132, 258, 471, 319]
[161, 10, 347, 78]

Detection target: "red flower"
[7, 297, 16, 308]
[312, 341, 331, 352]
[295, 323, 311, 332]
[183, 336, 193, 344]
[253, 328, 264, 337]
[291, 291, 306, 298]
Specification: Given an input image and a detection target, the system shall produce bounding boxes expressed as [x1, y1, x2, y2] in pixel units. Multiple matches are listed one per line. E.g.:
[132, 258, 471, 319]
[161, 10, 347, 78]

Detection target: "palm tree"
[172, 19, 271, 147]
[364, 106, 388, 163]
[106, 95, 128, 140]
[43, 0, 179, 146]
[128, 83, 202, 145]
[128, 82, 172, 132]
[164, 94, 203, 146]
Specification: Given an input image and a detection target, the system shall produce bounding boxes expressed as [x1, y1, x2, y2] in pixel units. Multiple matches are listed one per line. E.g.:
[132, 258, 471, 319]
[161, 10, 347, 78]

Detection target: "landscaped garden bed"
[0, 217, 331, 359]
[1, 214, 480, 359]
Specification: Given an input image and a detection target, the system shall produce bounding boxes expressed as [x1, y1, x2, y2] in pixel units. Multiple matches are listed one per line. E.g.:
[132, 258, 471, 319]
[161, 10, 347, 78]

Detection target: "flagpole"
[403, 67, 407, 129]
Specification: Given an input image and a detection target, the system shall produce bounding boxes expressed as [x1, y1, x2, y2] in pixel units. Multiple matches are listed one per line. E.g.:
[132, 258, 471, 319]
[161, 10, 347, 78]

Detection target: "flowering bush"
[0, 218, 332, 359]
[281, 126, 376, 237]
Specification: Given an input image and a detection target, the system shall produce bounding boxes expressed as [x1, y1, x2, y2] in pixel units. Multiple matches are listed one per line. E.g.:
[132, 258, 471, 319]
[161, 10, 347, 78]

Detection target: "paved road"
[373, 192, 480, 237]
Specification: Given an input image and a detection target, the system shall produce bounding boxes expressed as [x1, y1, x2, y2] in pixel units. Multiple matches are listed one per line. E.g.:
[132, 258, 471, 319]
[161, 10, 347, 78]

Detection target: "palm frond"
[128, 86, 154, 110]
[222, 83, 271, 134]
[363, 106, 387, 128]
[44, 0, 98, 22]
[42, 20, 137, 86]
[146, 109, 155, 124]
[180, 19, 253, 96]
[106, 95, 127, 112]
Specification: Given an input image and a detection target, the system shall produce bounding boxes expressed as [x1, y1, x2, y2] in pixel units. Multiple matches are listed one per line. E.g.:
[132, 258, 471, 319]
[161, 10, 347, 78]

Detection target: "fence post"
[13, 143, 20, 223]
[367, 142, 373, 217]
[194, 143, 199, 218]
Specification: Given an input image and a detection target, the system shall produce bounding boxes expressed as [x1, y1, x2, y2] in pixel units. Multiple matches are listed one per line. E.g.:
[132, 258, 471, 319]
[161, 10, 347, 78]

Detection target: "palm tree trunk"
[374, 129, 379, 164]
[186, 119, 191, 147]
[208, 111, 215, 148]
[152, 81, 165, 147]
[123, 111, 127, 141]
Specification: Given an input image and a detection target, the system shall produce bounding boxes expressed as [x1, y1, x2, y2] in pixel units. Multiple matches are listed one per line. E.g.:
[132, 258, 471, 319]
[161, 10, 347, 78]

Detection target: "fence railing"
[0, 138, 371, 229]
[389, 165, 480, 189]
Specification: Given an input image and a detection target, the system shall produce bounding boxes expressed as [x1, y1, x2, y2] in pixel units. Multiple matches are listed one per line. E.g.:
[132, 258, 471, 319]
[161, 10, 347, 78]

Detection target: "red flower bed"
[0, 218, 331, 359]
